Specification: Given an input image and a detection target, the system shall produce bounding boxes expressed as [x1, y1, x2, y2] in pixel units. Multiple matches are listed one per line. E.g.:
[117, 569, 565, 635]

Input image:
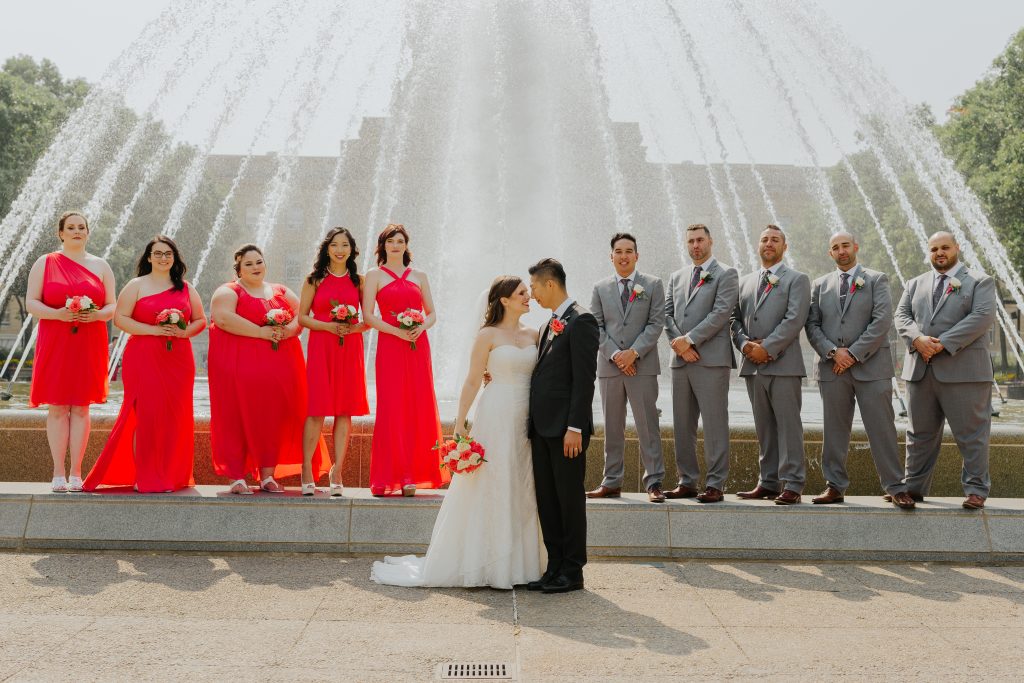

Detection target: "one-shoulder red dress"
[208, 282, 327, 482]
[369, 267, 448, 494]
[84, 286, 195, 492]
[29, 252, 109, 407]
[306, 272, 369, 417]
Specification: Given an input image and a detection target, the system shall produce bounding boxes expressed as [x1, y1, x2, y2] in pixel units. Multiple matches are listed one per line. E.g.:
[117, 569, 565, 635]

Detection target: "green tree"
[937, 27, 1024, 278]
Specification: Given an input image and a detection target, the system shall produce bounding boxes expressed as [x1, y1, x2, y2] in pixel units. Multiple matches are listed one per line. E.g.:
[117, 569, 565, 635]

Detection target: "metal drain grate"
[439, 662, 512, 680]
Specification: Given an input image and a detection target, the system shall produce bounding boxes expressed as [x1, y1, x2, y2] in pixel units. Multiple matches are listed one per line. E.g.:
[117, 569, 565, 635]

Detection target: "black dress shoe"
[541, 574, 584, 594]
[527, 571, 558, 591]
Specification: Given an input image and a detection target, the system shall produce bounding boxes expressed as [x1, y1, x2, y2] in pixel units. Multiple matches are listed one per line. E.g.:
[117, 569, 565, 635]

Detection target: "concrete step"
[2, 483, 1021, 562]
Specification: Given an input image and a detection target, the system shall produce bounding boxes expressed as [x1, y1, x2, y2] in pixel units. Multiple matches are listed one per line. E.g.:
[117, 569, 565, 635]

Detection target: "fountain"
[1, 0, 1022, 413]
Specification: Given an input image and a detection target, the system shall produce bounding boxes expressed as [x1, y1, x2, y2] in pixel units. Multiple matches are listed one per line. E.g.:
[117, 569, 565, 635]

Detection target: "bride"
[370, 275, 545, 589]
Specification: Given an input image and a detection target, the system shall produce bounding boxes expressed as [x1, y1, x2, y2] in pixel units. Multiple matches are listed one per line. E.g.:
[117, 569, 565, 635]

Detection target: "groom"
[528, 258, 599, 594]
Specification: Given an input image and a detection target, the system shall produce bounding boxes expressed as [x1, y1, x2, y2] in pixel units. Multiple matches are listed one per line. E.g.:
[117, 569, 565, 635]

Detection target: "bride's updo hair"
[482, 275, 523, 328]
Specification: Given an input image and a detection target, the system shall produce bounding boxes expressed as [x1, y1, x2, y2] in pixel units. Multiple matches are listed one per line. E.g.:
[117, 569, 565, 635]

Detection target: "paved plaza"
[1, 552, 1022, 681]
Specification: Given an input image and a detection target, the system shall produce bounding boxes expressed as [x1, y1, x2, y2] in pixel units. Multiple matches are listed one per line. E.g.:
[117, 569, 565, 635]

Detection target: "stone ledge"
[1, 484, 1022, 562]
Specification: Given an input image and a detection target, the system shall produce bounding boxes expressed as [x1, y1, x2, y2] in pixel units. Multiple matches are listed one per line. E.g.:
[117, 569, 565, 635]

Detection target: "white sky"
[1, 0, 1022, 161]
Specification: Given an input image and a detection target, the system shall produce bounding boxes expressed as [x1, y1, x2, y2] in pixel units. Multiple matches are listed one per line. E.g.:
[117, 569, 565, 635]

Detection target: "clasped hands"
[741, 339, 772, 365]
[913, 335, 945, 362]
[670, 336, 700, 363]
[831, 348, 857, 375]
[613, 348, 639, 376]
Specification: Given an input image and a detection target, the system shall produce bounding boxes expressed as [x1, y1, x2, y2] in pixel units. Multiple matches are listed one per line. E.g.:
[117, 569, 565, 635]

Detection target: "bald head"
[927, 231, 960, 273]
[828, 231, 859, 270]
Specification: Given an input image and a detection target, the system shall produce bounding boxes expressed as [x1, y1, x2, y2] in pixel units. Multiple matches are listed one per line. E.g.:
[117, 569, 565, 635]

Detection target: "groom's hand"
[563, 430, 583, 459]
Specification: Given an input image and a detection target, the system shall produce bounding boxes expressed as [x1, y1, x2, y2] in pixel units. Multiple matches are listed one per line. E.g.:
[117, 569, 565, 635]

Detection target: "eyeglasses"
[151, 251, 174, 259]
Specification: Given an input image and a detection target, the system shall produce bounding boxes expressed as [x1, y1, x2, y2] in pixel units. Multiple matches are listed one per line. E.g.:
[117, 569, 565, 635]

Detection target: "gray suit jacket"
[805, 267, 895, 382]
[664, 259, 738, 369]
[730, 264, 811, 377]
[894, 267, 996, 383]
[590, 271, 665, 378]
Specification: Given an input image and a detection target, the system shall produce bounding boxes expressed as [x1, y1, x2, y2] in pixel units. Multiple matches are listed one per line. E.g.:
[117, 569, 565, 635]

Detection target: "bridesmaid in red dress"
[298, 227, 370, 496]
[208, 244, 327, 494]
[25, 211, 116, 493]
[361, 224, 449, 496]
[83, 236, 206, 493]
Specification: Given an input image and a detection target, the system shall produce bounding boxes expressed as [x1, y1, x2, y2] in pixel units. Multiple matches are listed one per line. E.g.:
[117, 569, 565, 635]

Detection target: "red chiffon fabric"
[369, 267, 448, 493]
[29, 252, 109, 407]
[208, 282, 327, 482]
[84, 286, 195, 492]
[306, 272, 369, 417]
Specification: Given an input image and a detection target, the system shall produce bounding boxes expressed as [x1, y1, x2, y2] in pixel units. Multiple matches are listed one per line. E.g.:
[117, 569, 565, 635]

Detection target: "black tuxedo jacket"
[529, 302, 599, 439]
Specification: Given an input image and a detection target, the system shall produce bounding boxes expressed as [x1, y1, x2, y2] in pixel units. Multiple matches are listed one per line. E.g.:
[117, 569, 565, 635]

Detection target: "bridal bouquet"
[65, 295, 99, 334]
[435, 433, 487, 475]
[329, 300, 359, 346]
[264, 308, 293, 350]
[395, 308, 425, 350]
[156, 308, 187, 350]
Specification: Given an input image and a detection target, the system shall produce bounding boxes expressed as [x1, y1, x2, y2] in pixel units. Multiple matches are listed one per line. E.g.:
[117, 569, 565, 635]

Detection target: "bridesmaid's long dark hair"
[307, 227, 360, 288]
[137, 235, 186, 291]
[482, 276, 523, 328]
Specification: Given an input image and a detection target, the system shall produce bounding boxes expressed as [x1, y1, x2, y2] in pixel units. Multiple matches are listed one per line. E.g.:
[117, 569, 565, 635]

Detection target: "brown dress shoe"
[811, 487, 844, 504]
[962, 494, 986, 509]
[663, 485, 699, 499]
[890, 491, 916, 509]
[696, 486, 724, 503]
[586, 485, 621, 499]
[736, 486, 781, 500]
[883, 492, 924, 503]
[647, 485, 666, 503]
[773, 490, 802, 505]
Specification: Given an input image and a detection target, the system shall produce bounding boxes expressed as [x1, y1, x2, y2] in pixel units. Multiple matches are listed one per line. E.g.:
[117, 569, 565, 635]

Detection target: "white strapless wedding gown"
[370, 345, 546, 589]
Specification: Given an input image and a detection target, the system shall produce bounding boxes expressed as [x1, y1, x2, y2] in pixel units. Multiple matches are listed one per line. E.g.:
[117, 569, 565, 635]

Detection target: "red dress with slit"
[306, 272, 369, 417]
[369, 267, 448, 494]
[208, 282, 327, 482]
[29, 252, 109, 407]
[83, 286, 195, 492]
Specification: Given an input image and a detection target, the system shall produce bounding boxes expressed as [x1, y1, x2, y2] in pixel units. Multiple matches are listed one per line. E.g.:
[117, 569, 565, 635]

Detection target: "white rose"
[168, 312, 180, 324]
[632, 284, 644, 295]
[80, 296, 93, 308]
[949, 277, 962, 289]
[456, 459, 472, 471]
[456, 440, 472, 453]
[767, 274, 780, 286]
[855, 276, 865, 288]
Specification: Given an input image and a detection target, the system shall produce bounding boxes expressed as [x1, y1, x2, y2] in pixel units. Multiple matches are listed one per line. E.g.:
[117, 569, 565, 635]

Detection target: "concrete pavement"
[1, 552, 1023, 681]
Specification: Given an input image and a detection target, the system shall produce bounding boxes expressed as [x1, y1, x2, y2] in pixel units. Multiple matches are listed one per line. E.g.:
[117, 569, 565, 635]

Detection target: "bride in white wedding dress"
[370, 276, 546, 589]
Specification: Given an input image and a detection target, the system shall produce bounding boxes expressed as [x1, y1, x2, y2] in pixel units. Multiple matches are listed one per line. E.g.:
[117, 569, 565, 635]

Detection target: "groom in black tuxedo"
[527, 258, 599, 594]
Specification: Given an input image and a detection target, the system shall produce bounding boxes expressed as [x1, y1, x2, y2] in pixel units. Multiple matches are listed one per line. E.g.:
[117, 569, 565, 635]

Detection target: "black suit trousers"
[531, 433, 588, 580]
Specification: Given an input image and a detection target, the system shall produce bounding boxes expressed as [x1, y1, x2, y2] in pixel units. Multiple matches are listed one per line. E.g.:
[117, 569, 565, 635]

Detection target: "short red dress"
[369, 267, 448, 493]
[208, 282, 328, 482]
[84, 286, 195, 492]
[29, 252, 109, 407]
[306, 272, 369, 417]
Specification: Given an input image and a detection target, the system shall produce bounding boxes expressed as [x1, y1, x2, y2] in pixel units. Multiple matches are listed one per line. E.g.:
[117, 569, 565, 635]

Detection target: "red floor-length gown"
[369, 267, 448, 493]
[29, 252, 109, 407]
[208, 282, 327, 482]
[306, 272, 370, 417]
[83, 286, 195, 492]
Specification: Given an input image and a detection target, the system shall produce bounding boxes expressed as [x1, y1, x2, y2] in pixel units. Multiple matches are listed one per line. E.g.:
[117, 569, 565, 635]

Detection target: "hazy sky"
[1, 0, 1022, 163]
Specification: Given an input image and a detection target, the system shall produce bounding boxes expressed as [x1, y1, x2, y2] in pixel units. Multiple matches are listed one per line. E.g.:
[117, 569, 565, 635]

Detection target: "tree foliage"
[937, 27, 1024, 279]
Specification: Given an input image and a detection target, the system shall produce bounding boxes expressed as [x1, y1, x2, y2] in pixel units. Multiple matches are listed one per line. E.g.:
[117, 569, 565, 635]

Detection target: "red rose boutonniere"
[549, 318, 565, 337]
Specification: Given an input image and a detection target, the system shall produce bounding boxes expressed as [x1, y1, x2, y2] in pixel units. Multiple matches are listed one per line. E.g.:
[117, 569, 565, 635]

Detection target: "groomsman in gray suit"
[805, 232, 913, 509]
[730, 225, 811, 504]
[588, 233, 667, 503]
[664, 224, 738, 503]
[894, 231, 996, 509]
